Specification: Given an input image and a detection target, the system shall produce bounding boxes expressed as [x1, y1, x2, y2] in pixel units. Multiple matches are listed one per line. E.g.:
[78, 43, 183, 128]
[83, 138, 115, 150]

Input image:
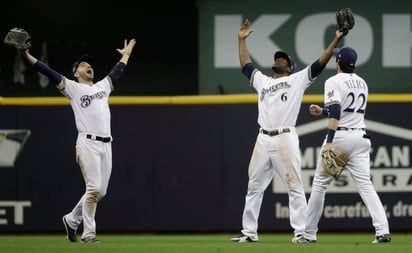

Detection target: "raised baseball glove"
[321, 149, 346, 177]
[4, 27, 32, 50]
[336, 8, 355, 36]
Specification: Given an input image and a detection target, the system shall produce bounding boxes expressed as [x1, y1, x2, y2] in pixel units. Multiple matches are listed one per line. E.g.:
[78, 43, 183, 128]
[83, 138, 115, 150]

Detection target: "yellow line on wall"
[1, 94, 412, 106]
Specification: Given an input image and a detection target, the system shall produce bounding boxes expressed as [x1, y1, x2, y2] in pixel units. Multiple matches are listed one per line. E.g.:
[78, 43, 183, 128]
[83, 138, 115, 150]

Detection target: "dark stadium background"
[0, 1, 199, 97]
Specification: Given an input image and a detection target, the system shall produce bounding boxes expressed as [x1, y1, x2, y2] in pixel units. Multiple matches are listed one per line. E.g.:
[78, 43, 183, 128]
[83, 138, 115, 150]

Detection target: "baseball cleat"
[62, 215, 77, 242]
[292, 234, 316, 243]
[81, 237, 100, 243]
[372, 234, 391, 243]
[230, 234, 258, 243]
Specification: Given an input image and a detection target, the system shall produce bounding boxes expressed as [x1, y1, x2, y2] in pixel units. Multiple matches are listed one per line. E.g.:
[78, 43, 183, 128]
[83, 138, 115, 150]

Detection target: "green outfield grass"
[0, 233, 410, 253]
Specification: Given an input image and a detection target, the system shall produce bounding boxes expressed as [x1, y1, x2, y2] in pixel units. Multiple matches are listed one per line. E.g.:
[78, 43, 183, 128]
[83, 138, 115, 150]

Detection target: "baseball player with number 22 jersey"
[21, 39, 136, 243]
[301, 46, 391, 244]
[231, 19, 345, 243]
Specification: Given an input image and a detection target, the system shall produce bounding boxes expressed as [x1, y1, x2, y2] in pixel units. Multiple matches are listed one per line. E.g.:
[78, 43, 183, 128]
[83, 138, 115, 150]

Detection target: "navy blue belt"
[337, 127, 365, 131]
[261, 128, 290, 136]
[86, 134, 111, 143]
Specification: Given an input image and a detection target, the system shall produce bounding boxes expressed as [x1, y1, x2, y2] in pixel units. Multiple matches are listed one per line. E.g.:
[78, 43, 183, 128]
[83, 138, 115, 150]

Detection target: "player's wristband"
[326, 128, 336, 143]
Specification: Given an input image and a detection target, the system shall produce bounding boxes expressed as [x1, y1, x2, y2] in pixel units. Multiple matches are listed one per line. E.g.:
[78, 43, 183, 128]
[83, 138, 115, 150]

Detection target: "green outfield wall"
[198, 0, 412, 94]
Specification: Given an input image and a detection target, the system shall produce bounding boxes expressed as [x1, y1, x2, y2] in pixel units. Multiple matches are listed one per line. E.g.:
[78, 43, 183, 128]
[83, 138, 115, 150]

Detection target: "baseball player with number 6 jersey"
[230, 19, 345, 243]
[20, 39, 136, 243]
[298, 46, 391, 244]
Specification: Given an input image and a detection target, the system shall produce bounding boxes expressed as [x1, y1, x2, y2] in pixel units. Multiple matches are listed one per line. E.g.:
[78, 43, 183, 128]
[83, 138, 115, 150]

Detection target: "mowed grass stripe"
[0, 233, 409, 253]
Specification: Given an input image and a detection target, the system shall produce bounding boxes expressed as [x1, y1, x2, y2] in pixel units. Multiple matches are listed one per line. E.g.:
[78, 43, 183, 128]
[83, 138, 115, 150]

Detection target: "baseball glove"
[321, 149, 346, 177]
[336, 8, 355, 36]
[3, 27, 32, 50]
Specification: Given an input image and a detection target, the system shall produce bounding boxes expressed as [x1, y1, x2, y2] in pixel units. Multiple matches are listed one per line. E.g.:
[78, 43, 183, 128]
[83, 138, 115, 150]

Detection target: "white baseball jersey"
[324, 72, 367, 129]
[251, 66, 313, 129]
[304, 72, 390, 241]
[60, 77, 113, 136]
[240, 66, 315, 241]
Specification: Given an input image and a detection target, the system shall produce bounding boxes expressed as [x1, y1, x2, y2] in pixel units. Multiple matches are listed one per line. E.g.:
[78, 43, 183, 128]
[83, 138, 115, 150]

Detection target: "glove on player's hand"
[4, 27, 32, 50]
[321, 149, 346, 178]
[336, 8, 355, 36]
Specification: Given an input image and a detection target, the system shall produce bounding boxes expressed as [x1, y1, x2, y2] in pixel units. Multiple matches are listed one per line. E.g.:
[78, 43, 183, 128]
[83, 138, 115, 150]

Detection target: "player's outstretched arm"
[238, 19, 253, 68]
[309, 30, 344, 79]
[318, 30, 345, 66]
[21, 49, 64, 87]
[117, 39, 136, 65]
[21, 49, 37, 65]
[107, 39, 136, 84]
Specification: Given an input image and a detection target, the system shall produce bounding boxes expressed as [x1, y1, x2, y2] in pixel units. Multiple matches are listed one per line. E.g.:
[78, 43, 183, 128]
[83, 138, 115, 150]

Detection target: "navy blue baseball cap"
[333, 46, 357, 67]
[71, 55, 94, 77]
[274, 51, 295, 72]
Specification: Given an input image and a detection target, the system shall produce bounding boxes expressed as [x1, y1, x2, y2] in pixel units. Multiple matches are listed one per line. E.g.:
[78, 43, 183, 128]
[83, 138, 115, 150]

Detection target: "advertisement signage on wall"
[268, 104, 412, 231]
[198, 0, 412, 94]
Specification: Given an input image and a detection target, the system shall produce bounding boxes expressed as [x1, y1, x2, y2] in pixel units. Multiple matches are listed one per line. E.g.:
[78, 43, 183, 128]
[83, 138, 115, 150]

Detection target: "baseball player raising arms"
[297, 46, 391, 243]
[20, 39, 136, 243]
[230, 19, 345, 243]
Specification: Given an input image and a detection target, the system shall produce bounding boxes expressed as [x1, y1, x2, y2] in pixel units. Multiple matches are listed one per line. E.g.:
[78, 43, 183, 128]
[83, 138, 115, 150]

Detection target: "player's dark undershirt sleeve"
[309, 59, 325, 79]
[241, 63, 255, 79]
[108, 62, 126, 84]
[326, 103, 341, 143]
[328, 103, 341, 120]
[33, 60, 62, 85]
